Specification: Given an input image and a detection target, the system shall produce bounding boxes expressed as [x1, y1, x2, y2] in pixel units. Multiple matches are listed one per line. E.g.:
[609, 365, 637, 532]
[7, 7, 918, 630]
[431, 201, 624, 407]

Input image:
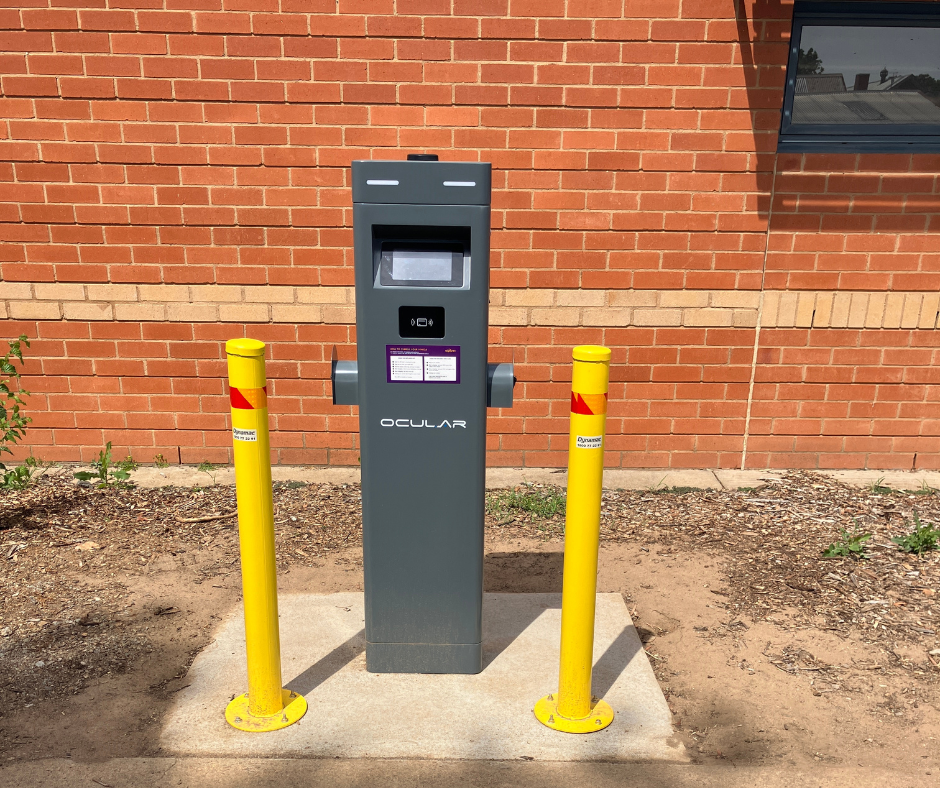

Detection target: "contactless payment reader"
[331, 154, 514, 674]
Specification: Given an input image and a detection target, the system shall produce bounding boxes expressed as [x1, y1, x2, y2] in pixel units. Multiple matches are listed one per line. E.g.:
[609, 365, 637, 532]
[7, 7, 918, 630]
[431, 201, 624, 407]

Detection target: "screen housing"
[373, 225, 471, 290]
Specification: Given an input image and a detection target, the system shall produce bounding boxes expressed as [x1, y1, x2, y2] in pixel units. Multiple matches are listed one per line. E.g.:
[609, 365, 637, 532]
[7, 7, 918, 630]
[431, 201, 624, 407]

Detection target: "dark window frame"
[779, 1, 940, 153]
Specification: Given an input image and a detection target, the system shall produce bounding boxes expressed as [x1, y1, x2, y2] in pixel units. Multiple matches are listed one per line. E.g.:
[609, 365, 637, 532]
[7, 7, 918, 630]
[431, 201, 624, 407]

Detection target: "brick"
[398, 39, 451, 61]
[0, 283, 33, 300]
[63, 302, 113, 321]
[21, 10, 78, 30]
[2, 16, 937, 471]
[9, 301, 61, 320]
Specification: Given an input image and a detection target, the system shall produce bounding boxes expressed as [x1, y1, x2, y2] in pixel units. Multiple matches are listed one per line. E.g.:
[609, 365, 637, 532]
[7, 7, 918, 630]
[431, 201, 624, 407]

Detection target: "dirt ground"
[0, 471, 938, 775]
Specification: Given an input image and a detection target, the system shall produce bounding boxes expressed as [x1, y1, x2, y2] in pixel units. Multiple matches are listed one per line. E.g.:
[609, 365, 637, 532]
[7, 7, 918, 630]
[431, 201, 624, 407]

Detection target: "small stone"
[74, 541, 100, 552]
[929, 649, 940, 656]
[0, 627, 12, 637]
[34, 661, 45, 668]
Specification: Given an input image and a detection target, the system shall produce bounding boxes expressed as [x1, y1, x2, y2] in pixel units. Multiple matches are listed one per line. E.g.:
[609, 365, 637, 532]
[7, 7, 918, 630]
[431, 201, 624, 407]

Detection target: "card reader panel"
[399, 305, 445, 338]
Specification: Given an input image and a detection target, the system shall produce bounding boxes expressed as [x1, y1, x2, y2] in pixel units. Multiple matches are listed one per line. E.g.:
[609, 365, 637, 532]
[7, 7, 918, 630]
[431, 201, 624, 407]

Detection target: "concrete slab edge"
[3, 757, 939, 788]
[36, 463, 940, 492]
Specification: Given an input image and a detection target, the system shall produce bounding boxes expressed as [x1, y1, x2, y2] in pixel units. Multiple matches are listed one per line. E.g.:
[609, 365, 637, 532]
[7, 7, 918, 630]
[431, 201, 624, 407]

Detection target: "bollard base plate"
[225, 689, 307, 732]
[534, 694, 614, 734]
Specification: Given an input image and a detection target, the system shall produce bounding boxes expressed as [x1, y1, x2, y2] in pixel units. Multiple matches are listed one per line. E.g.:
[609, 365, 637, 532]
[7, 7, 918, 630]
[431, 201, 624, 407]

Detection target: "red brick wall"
[753, 150, 940, 470]
[1, 1, 938, 470]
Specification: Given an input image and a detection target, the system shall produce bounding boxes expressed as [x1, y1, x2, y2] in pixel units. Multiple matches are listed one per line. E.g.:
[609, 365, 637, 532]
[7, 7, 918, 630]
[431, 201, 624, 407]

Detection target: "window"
[779, 2, 940, 152]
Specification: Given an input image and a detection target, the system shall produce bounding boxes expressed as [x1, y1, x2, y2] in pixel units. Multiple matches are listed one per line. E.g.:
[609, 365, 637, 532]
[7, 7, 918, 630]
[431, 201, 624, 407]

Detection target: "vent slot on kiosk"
[373, 225, 470, 290]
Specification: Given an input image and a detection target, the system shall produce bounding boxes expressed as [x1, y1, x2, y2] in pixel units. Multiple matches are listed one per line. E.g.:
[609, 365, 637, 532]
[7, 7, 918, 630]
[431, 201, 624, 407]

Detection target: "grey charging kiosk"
[331, 154, 513, 674]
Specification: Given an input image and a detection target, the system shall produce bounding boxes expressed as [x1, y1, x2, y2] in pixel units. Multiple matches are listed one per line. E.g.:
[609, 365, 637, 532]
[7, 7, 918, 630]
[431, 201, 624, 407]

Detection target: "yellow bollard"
[534, 345, 614, 733]
[223, 338, 307, 732]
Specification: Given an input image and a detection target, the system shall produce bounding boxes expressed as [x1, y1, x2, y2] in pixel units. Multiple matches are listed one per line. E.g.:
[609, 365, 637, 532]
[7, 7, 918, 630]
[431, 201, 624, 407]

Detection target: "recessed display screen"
[377, 243, 465, 288]
[391, 250, 453, 282]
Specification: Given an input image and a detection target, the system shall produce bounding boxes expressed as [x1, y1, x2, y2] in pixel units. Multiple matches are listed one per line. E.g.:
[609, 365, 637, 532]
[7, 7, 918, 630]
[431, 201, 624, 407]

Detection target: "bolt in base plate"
[225, 689, 307, 732]
[533, 693, 614, 734]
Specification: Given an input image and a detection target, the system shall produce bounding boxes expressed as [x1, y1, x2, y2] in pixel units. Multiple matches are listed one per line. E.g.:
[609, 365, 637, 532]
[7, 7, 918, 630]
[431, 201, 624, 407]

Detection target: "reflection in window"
[792, 25, 940, 126]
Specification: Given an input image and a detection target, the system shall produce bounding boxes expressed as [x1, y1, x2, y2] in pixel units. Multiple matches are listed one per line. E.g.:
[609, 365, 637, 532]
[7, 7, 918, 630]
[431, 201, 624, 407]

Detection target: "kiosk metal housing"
[332, 156, 513, 674]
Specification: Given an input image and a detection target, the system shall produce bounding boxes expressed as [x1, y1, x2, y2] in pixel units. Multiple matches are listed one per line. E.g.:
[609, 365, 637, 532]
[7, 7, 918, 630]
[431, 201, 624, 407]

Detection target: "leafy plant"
[907, 73, 940, 100]
[797, 46, 824, 75]
[197, 460, 220, 485]
[153, 453, 169, 468]
[891, 514, 940, 556]
[74, 442, 133, 488]
[913, 480, 937, 497]
[0, 335, 32, 488]
[822, 526, 872, 559]
[487, 484, 566, 520]
[870, 477, 893, 495]
[0, 456, 47, 490]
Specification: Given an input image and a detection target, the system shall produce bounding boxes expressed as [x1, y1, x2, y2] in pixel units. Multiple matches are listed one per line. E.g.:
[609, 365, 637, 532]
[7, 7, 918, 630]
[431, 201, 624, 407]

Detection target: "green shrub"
[0, 336, 34, 488]
[822, 526, 872, 559]
[892, 514, 940, 556]
[74, 442, 133, 488]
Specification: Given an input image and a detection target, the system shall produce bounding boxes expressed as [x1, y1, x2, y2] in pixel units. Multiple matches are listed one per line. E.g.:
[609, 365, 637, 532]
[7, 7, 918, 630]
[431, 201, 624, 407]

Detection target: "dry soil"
[0, 471, 937, 777]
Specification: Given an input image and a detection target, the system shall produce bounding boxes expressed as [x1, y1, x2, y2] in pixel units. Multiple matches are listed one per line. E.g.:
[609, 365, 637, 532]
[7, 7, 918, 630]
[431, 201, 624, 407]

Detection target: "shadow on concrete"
[480, 552, 642, 703]
[482, 552, 565, 668]
[592, 625, 644, 702]
[285, 628, 365, 696]
[283, 578, 638, 706]
[481, 594, 561, 670]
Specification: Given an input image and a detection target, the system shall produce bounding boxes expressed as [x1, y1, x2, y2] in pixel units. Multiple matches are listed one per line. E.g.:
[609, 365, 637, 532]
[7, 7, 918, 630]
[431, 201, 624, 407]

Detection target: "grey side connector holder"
[332, 358, 512, 409]
[331, 357, 359, 406]
[486, 362, 515, 408]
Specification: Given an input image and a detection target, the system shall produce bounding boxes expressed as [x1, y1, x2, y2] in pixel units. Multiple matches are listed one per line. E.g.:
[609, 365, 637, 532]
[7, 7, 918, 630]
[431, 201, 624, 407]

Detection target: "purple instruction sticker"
[387, 345, 460, 384]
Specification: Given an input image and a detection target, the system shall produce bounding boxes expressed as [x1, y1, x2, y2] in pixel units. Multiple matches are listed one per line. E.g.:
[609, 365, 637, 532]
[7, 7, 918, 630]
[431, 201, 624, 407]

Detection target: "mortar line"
[740, 152, 781, 471]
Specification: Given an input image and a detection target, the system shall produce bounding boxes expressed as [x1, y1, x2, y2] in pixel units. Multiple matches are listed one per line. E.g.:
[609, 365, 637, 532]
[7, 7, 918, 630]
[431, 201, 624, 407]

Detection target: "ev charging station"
[331, 155, 514, 674]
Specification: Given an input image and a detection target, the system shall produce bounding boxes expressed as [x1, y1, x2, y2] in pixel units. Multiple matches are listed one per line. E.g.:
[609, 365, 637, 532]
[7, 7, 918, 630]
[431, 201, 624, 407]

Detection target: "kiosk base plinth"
[225, 689, 307, 732]
[365, 640, 482, 674]
[533, 694, 614, 734]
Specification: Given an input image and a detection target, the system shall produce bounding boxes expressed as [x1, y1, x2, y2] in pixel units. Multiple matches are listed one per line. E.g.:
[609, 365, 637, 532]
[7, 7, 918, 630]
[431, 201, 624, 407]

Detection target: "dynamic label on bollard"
[576, 435, 603, 449]
[535, 344, 614, 734]
[224, 337, 307, 732]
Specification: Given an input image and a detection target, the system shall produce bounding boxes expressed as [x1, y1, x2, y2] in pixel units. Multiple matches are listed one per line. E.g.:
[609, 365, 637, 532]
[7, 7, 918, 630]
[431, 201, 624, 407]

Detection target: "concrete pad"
[602, 469, 720, 490]
[64, 463, 940, 492]
[128, 464, 723, 492]
[484, 466, 568, 488]
[715, 469, 940, 492]
[818, 469, 940, 491]
[713, 469, 785, 490]
[486, 468, 724, 491]
[161, 592, 684, 762]
[6, 759, 940, 788]
[129, 465, 361, 489]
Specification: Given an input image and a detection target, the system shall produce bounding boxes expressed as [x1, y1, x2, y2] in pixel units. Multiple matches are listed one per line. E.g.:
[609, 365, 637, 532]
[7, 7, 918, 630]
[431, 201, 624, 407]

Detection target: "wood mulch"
[0, 469, 937, 715]
[491, 472, 940, 655]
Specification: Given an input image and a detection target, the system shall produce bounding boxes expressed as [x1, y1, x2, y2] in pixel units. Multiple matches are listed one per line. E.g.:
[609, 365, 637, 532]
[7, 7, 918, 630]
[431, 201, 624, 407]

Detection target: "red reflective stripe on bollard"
[570, 391, 607, 416]
[230, 386, 267, 410]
